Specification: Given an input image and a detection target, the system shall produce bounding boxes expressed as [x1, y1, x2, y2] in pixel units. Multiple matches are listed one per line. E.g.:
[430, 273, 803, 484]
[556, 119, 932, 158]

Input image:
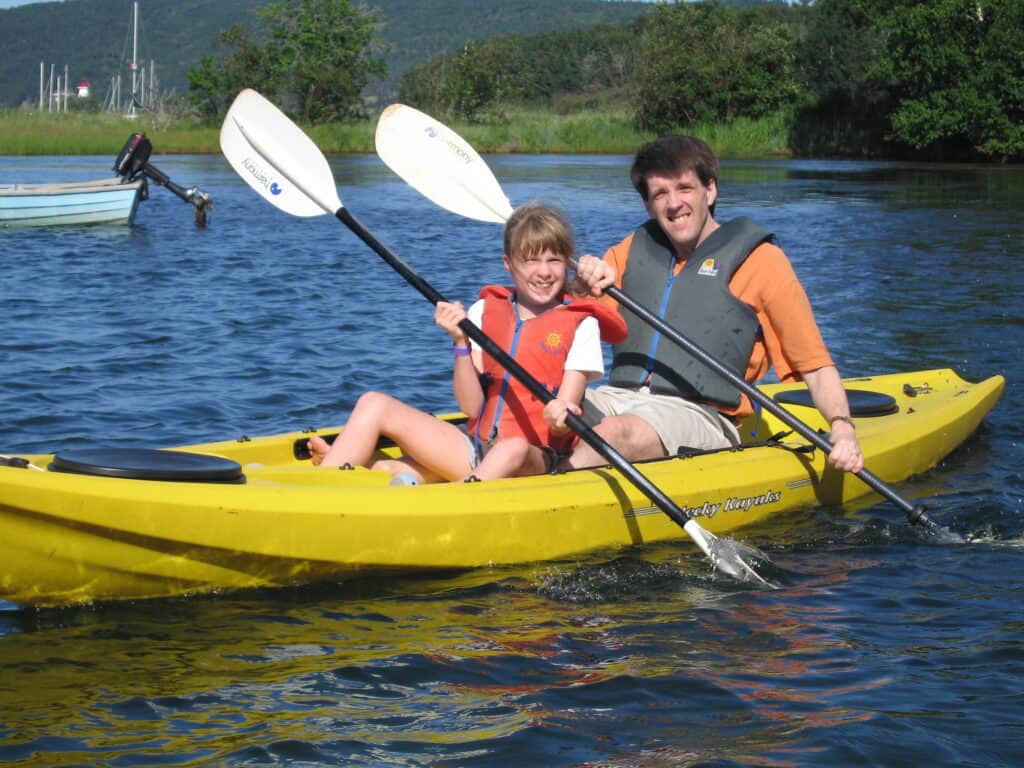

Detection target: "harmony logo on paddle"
[241, 155, 279, 194]
[422, 126, 473, 166]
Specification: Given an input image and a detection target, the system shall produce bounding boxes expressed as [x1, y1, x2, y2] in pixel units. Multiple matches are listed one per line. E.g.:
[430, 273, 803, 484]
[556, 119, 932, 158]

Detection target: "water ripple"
[1, 155, 1022, 766]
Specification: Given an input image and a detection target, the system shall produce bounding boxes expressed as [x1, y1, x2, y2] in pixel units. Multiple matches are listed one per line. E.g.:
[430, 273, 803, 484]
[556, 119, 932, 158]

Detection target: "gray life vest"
[608, 217, 774, 408]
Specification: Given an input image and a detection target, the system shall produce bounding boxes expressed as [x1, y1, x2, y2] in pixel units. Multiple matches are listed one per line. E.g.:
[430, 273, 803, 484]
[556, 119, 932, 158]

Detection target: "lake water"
[1, 152, 1022, 766]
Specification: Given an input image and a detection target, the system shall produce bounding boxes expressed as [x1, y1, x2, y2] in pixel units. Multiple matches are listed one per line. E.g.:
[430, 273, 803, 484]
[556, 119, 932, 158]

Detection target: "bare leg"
[310, 391, 474, 480]
[467, 437, 549, 481]
[561, 413, 666, 469]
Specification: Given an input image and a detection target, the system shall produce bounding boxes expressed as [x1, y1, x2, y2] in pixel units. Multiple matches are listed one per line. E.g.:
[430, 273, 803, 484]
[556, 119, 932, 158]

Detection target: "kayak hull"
[0, 369, 1004, 607]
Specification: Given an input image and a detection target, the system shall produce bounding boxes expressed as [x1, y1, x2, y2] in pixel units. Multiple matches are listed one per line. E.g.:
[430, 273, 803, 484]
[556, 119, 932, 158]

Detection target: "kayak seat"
[49, 448, 245, 484]
[773, 388, 898, 416]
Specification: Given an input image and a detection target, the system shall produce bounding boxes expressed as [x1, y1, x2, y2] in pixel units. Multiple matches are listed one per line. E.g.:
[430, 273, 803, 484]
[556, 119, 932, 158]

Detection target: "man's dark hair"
[629, 135, 719, 203]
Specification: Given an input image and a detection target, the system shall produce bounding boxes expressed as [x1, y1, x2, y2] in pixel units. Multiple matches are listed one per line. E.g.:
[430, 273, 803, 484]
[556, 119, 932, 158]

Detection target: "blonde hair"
[503, 201, 574, 262]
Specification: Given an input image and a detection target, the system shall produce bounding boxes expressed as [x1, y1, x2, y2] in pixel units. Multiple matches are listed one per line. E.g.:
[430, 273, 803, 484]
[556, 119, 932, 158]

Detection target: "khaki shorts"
[582, 385, 739, 455]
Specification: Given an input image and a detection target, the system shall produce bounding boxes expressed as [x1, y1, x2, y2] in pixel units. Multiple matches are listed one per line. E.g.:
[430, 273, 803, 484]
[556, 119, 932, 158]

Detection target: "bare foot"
[307, 435, 330, 466]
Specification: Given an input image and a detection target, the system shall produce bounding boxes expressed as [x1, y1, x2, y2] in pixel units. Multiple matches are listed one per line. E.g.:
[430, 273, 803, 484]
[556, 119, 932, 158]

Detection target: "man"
[563, 134, 863, 473]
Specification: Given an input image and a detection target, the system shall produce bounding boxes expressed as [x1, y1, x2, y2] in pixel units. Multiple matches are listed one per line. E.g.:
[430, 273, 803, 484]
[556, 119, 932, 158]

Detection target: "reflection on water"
[0, 560, 867, 764]
[1, 154, 1022, 766]
[6, 542, 1015, 766]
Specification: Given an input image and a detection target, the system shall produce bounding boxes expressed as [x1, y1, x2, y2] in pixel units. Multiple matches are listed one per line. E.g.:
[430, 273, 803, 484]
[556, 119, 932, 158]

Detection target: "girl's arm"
[435, 301, 485, 417]
[542, 369, 588, 432]
[452, 349, 484, 417]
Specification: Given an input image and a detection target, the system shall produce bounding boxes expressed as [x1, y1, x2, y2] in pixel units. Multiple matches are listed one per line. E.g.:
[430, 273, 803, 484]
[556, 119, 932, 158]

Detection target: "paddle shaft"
[371, 103, 938, 538]
[336, 208, 700, 530]
[597, 278, 929, 523]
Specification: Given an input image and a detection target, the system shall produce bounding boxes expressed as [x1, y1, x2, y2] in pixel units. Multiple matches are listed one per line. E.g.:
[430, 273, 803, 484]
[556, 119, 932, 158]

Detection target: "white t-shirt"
[467, 299, 605, 380]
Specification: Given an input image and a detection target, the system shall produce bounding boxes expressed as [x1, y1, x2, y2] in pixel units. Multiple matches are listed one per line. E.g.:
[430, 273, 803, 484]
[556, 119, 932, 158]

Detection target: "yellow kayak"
[0, 368, 1004, 607]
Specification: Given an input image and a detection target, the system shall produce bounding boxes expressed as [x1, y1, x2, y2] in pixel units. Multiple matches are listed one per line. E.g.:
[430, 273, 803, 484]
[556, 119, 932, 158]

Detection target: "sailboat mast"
[130, 1, 138, 112]
[129, 1, 139, 116]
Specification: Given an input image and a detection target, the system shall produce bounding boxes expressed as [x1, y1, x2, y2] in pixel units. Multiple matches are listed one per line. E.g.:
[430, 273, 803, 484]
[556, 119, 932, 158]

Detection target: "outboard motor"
[114, 132, 213, 228]
[114, 132, 153, 181]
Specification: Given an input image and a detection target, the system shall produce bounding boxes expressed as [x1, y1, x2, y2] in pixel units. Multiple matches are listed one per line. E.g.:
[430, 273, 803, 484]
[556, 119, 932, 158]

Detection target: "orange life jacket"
[467, 285, 627, 453]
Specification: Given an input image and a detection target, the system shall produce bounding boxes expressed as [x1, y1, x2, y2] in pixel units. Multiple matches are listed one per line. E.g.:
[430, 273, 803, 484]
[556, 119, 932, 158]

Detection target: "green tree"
[875, 0, 1024, 159]
[633, 2, 801, 133]
[397, 23, 640, 119]
[186, 0, 386, 123]
[187, 25, 274, 121]
[790, 0, 893, 156]
[259, 0, 387, 122]
[397, 55, 447, 113]
[439, 41, 513, 121]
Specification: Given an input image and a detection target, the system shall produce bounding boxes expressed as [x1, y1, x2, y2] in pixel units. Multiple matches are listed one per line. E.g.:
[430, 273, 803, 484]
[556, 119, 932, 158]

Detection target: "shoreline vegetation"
[0, 108, 791, 159]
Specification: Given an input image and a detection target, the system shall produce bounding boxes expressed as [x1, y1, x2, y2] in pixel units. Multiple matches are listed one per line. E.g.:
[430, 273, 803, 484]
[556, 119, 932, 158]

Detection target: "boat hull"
[0, 177, 144, 227]
[0, 369, 1004, 607]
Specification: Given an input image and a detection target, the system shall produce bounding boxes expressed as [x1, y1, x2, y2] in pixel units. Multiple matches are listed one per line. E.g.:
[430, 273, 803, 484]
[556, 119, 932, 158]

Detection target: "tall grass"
[0, 108, 791, 158]
[428, 109, 790, 158]
[307, 121, 377, 154]
[690, 111, 792, 159]
[0, 109, 220, 155]
[444, 109, 651, 154]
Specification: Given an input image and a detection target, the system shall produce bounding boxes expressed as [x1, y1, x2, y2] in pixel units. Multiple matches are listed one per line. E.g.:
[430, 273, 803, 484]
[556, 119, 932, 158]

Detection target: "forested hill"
[0, 0, 654, 108]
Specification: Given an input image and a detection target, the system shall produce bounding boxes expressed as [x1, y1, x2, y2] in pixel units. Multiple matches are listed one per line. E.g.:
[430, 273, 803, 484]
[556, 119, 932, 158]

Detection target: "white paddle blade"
[220, 89, 341, 218]
[683, 520, 772, 586]
[375, 103, 514, 224]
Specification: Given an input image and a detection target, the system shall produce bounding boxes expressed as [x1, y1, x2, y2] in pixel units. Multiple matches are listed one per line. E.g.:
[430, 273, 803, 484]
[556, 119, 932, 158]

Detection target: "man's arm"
[801, 365, 864, 473]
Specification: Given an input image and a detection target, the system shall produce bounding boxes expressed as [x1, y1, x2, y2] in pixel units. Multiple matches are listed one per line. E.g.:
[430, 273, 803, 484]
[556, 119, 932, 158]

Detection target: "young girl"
[308, 202, 626, 483]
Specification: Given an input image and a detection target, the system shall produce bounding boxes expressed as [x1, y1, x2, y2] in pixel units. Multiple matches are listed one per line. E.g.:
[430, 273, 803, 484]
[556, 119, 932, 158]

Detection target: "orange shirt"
[603, 232, 834, 417]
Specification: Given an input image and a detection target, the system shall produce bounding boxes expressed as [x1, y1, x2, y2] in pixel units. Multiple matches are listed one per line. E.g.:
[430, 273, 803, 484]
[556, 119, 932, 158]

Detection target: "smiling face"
[642, 168, 718, 258]
[629, 135, 721, 259]
[504, 249, 568, 316]
[502, 202, 574, 316]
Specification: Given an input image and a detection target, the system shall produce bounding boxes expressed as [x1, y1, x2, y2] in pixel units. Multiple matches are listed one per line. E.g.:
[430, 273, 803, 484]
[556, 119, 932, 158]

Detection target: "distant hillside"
[0, 0, 653, 108]
[0, 0, 261, 108]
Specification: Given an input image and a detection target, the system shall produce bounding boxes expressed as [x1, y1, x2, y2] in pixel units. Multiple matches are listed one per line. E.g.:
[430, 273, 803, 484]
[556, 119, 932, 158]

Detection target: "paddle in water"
[219, 89, 771, 585]
[374, 102, 963, 545]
